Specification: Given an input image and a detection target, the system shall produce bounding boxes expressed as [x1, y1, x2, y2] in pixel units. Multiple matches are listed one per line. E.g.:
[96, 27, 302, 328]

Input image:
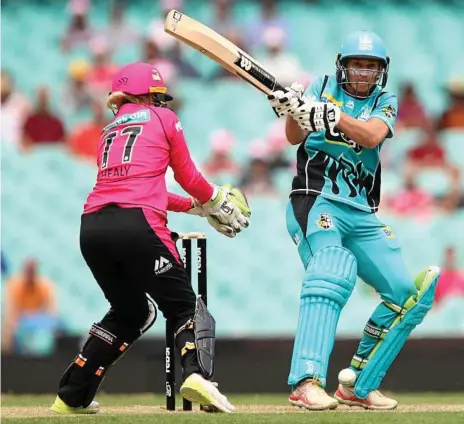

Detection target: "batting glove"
[267, 82, 305, 118]
[290, 100, 341, 132]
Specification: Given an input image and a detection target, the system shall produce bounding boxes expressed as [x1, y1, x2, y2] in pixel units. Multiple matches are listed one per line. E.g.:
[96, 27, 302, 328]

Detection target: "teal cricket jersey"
[291, 75, 398, 213]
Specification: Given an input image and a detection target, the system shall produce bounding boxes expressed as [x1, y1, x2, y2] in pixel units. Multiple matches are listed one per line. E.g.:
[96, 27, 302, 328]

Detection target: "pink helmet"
[111, 62, 173, 100]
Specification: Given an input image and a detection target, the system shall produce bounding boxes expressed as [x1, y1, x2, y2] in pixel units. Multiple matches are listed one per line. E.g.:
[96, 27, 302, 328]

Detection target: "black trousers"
[80, 205, 196, 328]
[58, 205, 199, 407]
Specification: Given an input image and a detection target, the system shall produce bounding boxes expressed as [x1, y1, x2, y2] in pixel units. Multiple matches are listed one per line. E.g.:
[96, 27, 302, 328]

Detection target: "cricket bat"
[164, 10, 287, 95]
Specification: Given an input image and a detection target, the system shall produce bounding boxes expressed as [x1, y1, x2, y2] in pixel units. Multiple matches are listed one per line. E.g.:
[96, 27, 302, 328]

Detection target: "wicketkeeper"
[50, 62, 251, 414]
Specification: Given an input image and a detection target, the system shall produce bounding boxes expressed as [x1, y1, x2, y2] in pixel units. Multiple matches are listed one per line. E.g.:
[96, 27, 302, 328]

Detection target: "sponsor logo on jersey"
[325, 127, 363, 154]
[381, 226, 396, 238]
[102, 110, 150, 134]
[317, 213, 334, 230]
[359, 106, 372, 121]
[382, 104, 396, 118]
[321, 93, 343, 107]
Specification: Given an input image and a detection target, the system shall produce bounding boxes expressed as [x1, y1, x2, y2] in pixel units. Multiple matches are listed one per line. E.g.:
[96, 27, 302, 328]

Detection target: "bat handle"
[274, 82, 286, 92]
[273, 82, 305, 106]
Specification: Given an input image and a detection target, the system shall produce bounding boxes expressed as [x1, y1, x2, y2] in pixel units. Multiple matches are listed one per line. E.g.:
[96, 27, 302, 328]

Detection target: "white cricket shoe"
[334, 384, 398, 410]
[289, 379, 338, 410]
[180, 373, 235, 413]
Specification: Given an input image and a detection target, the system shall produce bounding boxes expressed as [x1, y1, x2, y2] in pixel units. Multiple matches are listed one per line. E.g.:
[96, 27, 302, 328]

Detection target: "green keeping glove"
[202, 184, 250, 231]
[187, 197, 237, 238]
[206, 215, 236, 238]
[221, 184, 251, 218]
[186, 198, 207, 217]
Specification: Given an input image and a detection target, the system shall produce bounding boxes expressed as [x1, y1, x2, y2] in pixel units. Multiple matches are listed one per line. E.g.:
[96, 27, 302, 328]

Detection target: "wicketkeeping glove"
[187, 198, 236, 238]
[202, 184, 251, 232]
[206, 215, 237, 238]
[186, 198, 208, 218]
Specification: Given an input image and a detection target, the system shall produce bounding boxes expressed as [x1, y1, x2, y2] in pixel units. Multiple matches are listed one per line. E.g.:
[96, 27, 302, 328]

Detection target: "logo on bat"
[238, 54, 252, 71]
[171, 11, 182, 30]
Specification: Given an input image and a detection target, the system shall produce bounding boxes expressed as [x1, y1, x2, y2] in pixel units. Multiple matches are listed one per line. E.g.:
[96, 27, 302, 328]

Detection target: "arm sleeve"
[167, 192, 192, 212]
[370, 93, 398, 139]
[167, 115, 214, 204]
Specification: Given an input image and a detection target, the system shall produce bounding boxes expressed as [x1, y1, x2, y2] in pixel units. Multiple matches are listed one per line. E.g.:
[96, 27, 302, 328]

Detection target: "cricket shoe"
[180, 373, 235, 413]
[334, 385, 398, 410]
[289, 379, 338, 410]
[50, 396, 100, 414]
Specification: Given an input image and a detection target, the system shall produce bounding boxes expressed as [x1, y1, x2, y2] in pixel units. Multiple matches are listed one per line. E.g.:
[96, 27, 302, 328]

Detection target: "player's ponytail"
[107, 91, 127, 114]
[106, 91, 152, 114]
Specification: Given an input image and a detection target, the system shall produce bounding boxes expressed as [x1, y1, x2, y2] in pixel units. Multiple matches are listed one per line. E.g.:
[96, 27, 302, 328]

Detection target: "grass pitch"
[2, 393, 464, 424]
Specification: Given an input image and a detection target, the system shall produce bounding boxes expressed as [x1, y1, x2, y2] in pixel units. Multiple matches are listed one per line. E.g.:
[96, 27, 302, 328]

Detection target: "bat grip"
[274, 82, 286, 92]
[273, 82, 305, 106]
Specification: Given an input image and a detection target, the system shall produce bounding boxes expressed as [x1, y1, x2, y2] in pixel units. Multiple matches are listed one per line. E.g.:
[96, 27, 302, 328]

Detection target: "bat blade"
[164, 10, 285, 94]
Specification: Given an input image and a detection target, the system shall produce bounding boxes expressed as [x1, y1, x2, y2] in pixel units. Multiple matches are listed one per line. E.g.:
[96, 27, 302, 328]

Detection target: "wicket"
[166, 232, 207, 411]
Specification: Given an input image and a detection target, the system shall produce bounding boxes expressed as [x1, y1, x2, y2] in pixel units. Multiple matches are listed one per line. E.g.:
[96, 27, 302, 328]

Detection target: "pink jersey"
[84, 103, 213, 220]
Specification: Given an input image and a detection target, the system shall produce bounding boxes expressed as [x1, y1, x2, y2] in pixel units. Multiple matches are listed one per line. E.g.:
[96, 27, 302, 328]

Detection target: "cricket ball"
[338, 368, 357, 386]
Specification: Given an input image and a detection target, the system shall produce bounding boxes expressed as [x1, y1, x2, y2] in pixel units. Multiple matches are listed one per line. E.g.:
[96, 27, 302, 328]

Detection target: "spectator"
[61, 0, 94, 52]
[212, 0, 242, 44]
[257, 26, 306, 88]
[266, 119, 292, 171]
[103, 0, 140, 47]
[22, 86, 66, 150]
[405, 130, 461, 212]
[87, 38, 118, 96]
[240, 139, 277, 197]
[141, 38, 183, 111]
[63, 59, 94, 112]
[1, 250, 9, 279]
[246, 0, 288, 49]
[142, 38, 177, 85]
[203, 129, 240, 177]
[383, 173, 435, 221]
[169, 42, 201, 79]
[68, 100, 108, 162]
[148, 0, 184, 56]
[406, 130, 446, 168]
[435, 246, 464, 305]
[396, 82, 431, 130]
[437, 78, 464, 130]
[1, 70, 30, 146]
[2, 259, 59, 354]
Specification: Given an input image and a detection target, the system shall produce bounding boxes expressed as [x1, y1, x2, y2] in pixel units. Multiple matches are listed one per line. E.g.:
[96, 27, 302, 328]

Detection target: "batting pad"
[354, 266, 440, 398]
[288, 247, 357, 388]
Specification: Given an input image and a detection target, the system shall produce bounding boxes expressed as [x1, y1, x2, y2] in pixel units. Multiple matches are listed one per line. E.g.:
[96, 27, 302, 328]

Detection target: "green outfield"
[2, 393, 464, 424]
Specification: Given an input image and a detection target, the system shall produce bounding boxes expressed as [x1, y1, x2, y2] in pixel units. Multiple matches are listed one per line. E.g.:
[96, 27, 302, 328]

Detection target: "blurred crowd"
[2, 0, 463, 210]
[2, 0, 464, 354]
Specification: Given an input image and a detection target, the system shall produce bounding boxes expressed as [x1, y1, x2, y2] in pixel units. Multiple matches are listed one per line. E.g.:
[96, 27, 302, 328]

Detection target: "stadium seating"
[2, 1, 464, 337]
